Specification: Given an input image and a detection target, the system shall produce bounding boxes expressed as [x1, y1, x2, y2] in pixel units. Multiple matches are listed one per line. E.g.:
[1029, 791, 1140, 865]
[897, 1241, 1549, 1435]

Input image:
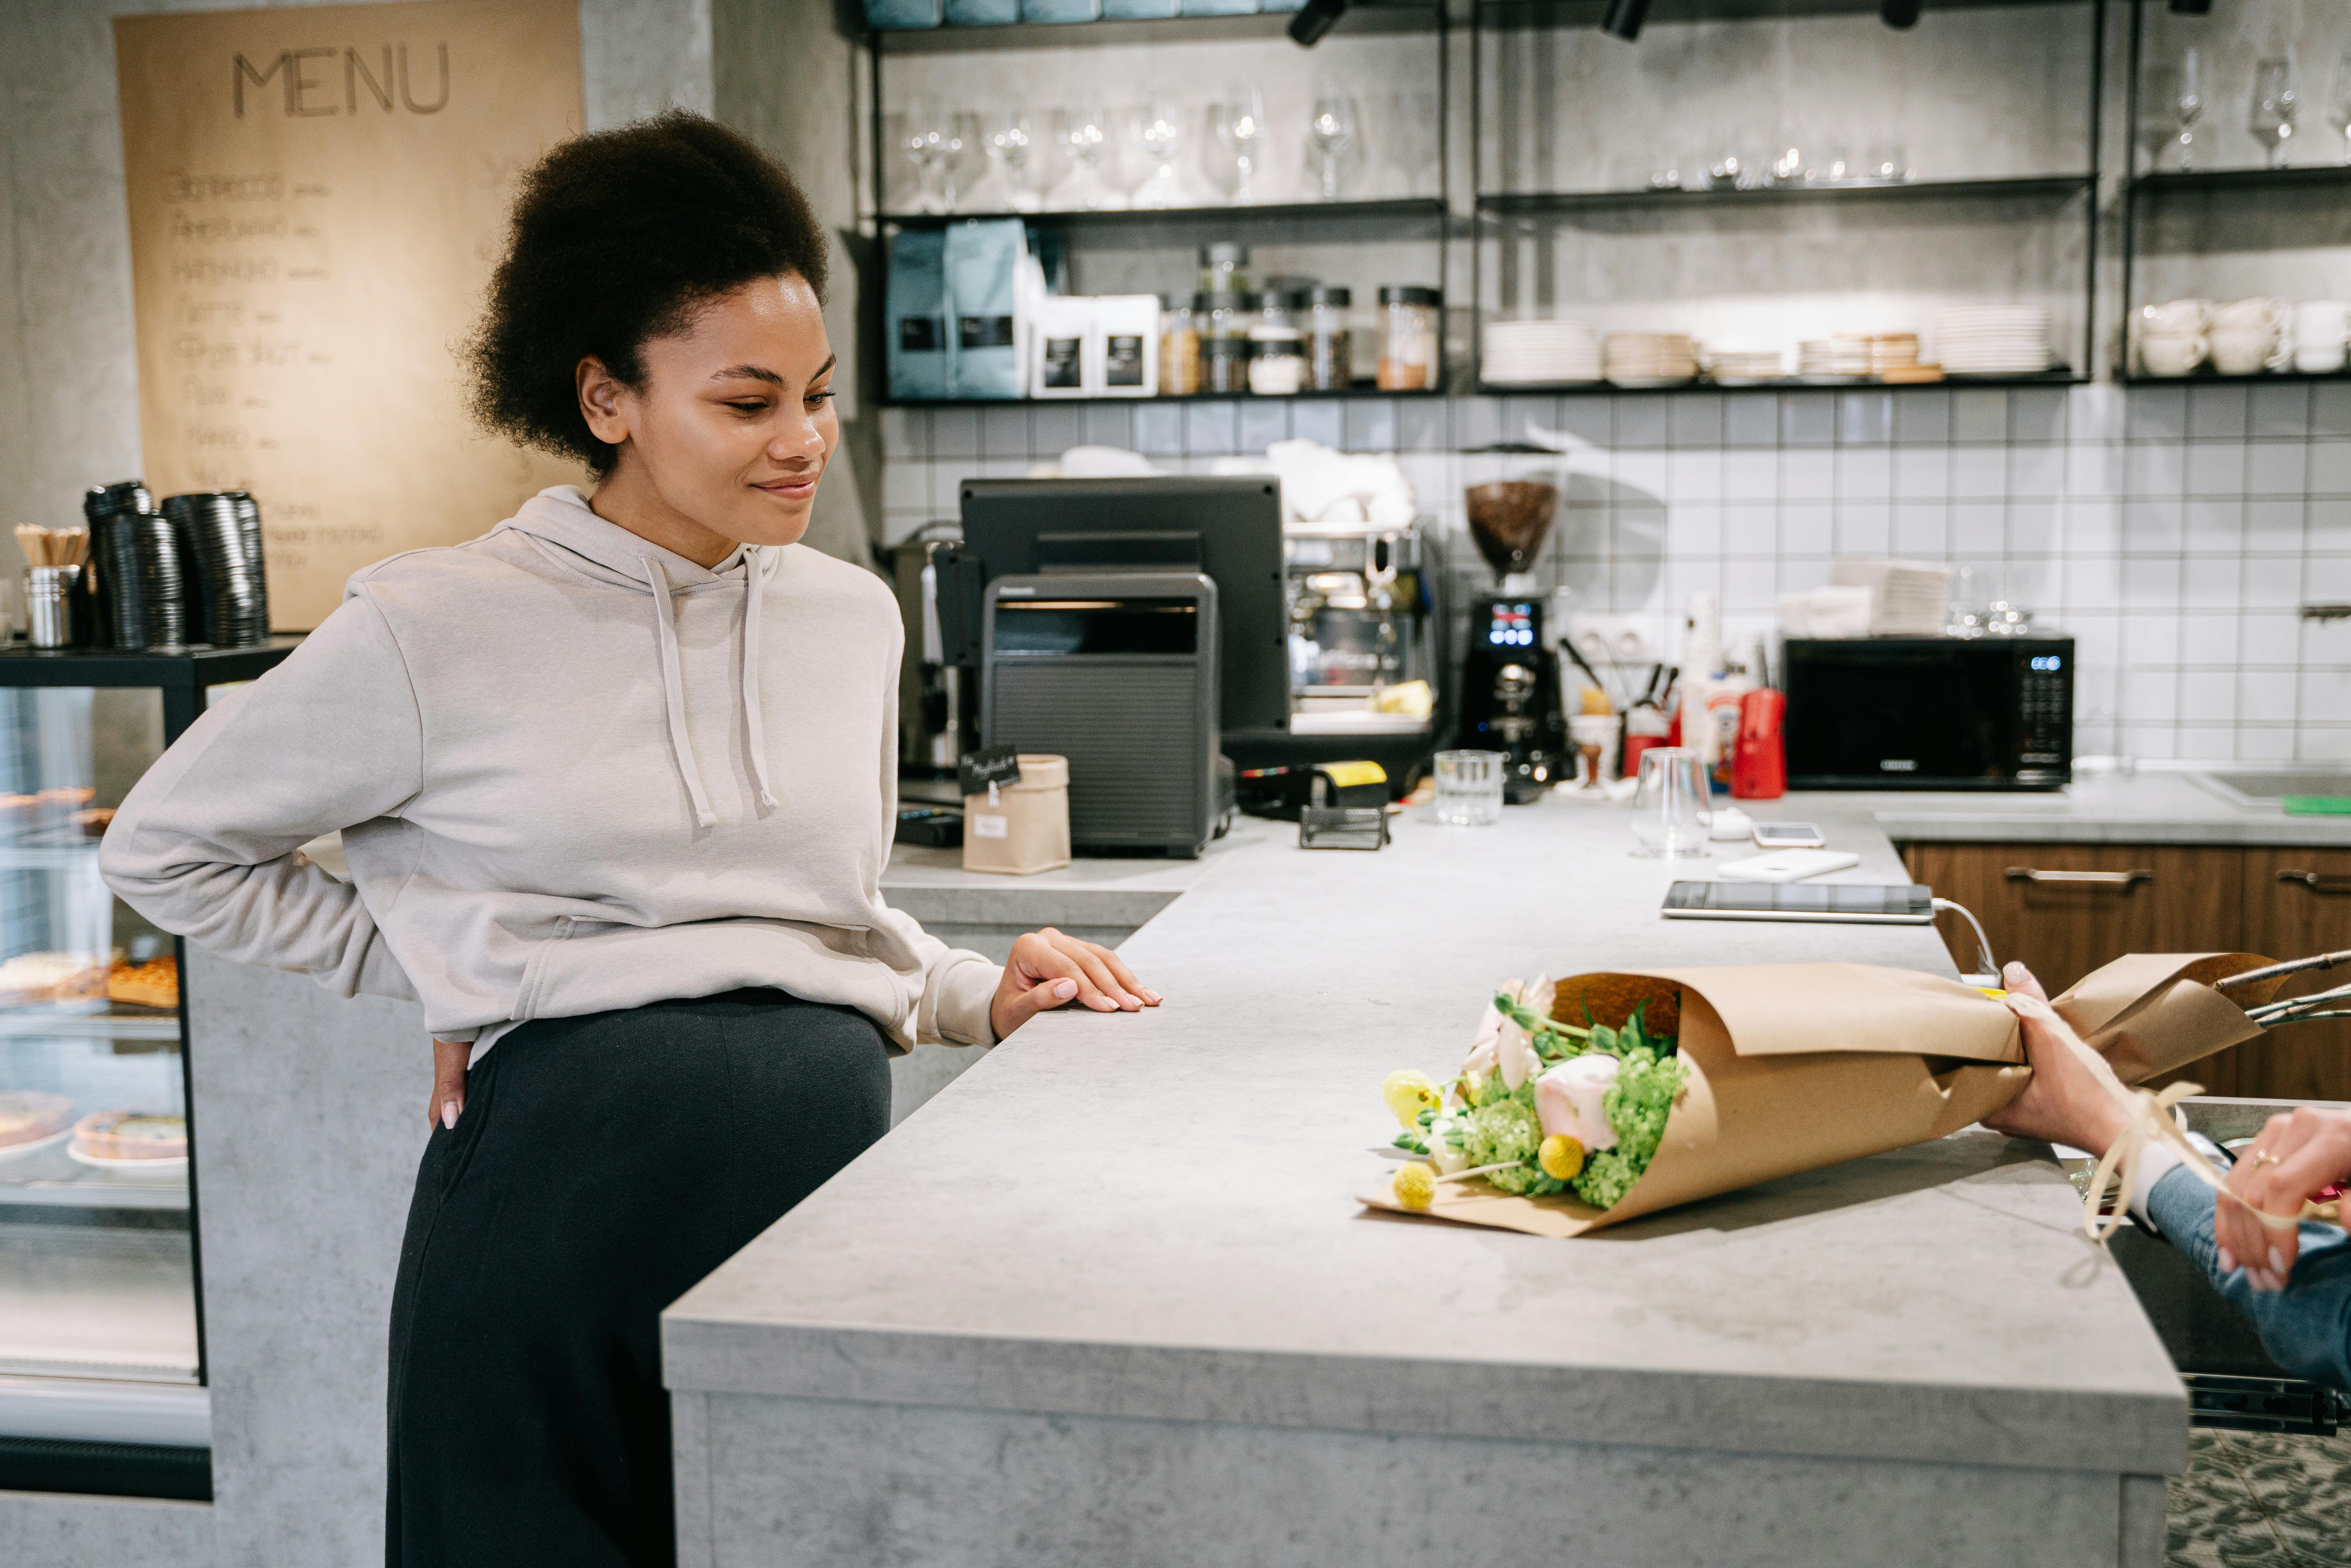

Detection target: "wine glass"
[1052, 104, 1122, 211]
[2250, 58, 2297, 169]
[1131, 98, 1186, 210]
[936, 111, 981, 214]
[889, 113, 941, 214]
[2328, 51, 2351, 165]
[2173, 46, 2204, 170]
[1208, 85, 1266, 206]
[2140, 65, 2180, 173]
[1307, 88, 1358, 201]
[985, 107, 1044, 213]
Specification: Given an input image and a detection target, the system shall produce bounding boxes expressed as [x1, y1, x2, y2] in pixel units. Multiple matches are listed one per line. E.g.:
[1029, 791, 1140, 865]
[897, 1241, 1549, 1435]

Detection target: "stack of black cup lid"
[97, 507, 187, 650]
[80, 480, 157, 650]
[160, 492, 269, 648]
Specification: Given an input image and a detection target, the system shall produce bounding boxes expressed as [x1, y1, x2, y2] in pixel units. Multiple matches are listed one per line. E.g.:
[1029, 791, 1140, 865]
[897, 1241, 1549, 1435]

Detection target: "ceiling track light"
[1881, 0, 1922, 26]
[2168, 0, 2212, 13]
[1600, 0, 1647, 42]
[1286, 0, 1345, 47]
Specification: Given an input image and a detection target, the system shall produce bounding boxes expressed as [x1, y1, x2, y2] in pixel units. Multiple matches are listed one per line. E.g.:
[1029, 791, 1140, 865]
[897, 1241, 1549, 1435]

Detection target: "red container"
[1730, 687, 1786, 800]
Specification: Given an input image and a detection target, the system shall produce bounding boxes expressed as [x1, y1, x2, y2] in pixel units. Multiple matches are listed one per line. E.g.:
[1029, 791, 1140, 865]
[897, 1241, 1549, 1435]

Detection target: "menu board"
[115, 0, 584, 631]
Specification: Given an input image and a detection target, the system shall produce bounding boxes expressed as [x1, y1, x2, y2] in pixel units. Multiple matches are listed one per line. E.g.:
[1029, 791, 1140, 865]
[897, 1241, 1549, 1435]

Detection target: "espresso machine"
[1457, 482, 1566, 803]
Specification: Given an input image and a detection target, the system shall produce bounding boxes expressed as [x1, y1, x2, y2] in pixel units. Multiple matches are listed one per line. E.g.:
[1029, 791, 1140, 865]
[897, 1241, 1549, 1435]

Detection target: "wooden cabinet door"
[1902, 843, 2246, 993]
[2236, 848, 2351, 1103]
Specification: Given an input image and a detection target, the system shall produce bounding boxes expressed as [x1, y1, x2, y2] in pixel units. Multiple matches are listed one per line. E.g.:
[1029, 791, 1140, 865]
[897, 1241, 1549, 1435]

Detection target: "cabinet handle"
[2279, 869, 2351, 894]
[2003, 867, 2155, 888]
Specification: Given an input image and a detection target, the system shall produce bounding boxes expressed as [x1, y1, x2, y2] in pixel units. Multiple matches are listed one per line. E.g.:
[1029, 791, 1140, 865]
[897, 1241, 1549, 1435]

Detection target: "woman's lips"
[754, 475, 816, 498]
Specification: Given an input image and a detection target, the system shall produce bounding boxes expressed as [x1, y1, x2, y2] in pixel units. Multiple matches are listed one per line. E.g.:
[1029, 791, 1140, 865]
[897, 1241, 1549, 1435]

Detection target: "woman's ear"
[577, 356, 631, 448]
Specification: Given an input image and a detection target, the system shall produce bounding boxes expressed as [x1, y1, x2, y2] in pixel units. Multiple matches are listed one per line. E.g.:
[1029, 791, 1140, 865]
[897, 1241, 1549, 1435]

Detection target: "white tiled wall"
[880, 382, 2351, 764]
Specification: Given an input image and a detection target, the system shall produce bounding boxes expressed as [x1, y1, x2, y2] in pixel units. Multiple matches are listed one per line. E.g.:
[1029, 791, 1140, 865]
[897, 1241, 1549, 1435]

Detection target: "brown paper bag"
[1361, 952, 2279, 1237]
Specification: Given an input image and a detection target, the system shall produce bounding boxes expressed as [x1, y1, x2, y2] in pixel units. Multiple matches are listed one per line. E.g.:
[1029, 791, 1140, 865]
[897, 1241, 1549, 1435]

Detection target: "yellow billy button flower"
[1382, 1069, 1442, 1128]
[1392, 1162, 1438, 1212]
[1539, 1134, 1585, 1182]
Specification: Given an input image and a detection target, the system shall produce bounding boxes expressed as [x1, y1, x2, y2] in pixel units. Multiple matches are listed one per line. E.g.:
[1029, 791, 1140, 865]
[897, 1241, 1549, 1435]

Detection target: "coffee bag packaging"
[886, 230, 950, 400]
[944, 220, 1027, 400]
[1031, 295, 1094, 398]
[943, 0, 1018, 21]
[1094, 295, 1161, 398]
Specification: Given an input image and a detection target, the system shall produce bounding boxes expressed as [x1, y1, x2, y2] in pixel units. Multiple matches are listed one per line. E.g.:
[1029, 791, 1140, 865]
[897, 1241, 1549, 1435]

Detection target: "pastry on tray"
[0, 1090, 75, 1150]
[109, 954, 179, 1010]
[0, 951, 109, 1009]
[72, 1110, 188, 1162]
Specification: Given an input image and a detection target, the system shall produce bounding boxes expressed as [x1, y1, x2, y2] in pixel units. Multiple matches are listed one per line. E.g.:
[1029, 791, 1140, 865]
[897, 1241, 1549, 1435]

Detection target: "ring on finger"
[2253, 1150, 2284, 1169]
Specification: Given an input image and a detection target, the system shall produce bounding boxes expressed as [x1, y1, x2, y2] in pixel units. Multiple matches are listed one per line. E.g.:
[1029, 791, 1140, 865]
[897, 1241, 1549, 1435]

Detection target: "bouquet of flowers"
[1363, 953, 2288, 1238]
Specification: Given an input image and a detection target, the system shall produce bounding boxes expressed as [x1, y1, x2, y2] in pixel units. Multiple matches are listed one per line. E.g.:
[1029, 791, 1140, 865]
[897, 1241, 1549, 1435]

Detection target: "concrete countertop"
[667, 791, 2194, 1479]
[1848, 766, 2351, 848]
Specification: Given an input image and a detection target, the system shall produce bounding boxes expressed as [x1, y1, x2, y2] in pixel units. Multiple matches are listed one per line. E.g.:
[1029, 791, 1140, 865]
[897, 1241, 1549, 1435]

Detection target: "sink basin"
[2192, 769, 2351, 807]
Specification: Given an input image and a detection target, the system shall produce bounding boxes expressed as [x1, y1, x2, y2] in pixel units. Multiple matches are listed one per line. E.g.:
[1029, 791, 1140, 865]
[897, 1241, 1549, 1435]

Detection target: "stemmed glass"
[1307, 88, 1358, 201]
[936, 111, 981, 214]
[986, 108, 1044, 213]
[2250, 58, 2297, 169]
[1131, 98, 1186, 210]
[2172, 46, 2205, 171]
[1208, 85, 1266, 206]
[2327, 51, 2351, 165]
[1052, 104, 1122, 210]
[889, 113, 942, 214]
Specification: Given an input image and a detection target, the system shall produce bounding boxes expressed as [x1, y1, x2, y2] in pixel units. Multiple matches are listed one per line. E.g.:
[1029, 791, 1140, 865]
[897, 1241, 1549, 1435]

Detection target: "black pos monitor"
[939, 477, 1287, 856]
[941, 477, 1289, 736]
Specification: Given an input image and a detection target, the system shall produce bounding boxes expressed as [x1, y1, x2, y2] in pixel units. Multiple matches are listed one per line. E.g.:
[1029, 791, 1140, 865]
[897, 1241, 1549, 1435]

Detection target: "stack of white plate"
[1797, 339, 1871, 380]
[1481, 320, 1603, 385]
[1831, 557, 1951, 636]
[1604, 332, 1698, 387]
[1932, 307, 2054, 375]
[1703, 342, 1786, 384]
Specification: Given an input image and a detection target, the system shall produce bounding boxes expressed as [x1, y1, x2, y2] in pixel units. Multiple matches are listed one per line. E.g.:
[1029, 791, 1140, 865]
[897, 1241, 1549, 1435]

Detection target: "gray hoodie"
[99, 486, 1001, 1053]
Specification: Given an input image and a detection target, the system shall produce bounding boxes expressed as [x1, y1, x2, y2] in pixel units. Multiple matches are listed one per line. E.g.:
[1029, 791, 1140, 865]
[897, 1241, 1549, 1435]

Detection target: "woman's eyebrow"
[810, 353, 838, 380]
[709, 364, 784, 386]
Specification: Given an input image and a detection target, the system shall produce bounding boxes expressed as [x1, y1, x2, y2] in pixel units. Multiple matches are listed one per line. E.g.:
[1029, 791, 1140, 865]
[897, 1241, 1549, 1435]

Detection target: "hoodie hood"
[499, 486, 784, 826]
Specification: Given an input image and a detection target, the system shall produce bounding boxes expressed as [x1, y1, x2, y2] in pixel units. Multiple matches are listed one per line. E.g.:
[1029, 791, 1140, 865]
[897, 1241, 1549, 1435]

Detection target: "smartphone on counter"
[1662, 881, 1934, 924]
[1750, 821, 1826, 849]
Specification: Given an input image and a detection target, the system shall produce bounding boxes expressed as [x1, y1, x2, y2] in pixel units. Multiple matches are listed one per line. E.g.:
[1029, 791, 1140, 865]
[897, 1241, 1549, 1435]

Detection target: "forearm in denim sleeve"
[2145, 1163, 2351, 1393]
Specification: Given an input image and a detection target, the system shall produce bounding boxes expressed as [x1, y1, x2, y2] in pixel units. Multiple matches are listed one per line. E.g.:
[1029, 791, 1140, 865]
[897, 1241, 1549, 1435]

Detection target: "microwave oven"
[1781, 637, 2074, 791]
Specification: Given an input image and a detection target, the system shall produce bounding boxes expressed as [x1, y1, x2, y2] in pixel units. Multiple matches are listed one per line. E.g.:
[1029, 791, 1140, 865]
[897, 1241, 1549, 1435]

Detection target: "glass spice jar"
[1159, 293, 1201, 396]
[1201, 290, 1258, 395]
[1376, 285, 1441, 391]
[1247, 324, 1306, 395]
[1198, 242, 1251, 296]
[1305, 285, 1353, 391]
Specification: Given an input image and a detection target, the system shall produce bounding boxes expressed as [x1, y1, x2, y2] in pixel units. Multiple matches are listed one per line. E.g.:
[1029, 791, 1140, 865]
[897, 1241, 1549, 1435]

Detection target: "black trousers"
[385, 989, 892, 1567]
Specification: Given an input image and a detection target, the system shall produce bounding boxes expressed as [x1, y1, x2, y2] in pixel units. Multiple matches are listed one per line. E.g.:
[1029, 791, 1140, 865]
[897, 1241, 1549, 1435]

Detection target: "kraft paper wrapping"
[1362, 953, 2279, 1238]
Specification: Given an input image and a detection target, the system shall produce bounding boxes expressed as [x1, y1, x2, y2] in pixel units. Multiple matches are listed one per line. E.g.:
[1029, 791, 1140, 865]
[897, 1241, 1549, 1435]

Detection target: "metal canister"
[27, 565, 80, 648]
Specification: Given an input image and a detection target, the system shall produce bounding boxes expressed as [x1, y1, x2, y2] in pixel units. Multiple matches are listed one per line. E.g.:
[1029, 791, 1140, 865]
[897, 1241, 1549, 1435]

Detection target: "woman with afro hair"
[102, 111, 1158, 1567]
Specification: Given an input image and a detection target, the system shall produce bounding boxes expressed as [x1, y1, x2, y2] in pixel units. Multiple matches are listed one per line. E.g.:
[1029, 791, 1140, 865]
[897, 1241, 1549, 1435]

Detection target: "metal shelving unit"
[1467, 0, 2106, 396]
[867, 2, 1453, 408]
[2117, 2, 2351, 380]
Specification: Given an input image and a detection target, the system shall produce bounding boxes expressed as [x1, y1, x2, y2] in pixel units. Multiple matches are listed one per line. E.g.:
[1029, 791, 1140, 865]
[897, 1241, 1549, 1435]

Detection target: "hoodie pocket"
[512, 915, 577, 1022]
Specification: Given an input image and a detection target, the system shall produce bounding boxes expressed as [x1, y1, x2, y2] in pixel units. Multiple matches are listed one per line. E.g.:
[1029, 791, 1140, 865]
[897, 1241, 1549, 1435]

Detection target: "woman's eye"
[726, 400, 768, 414]
[806, 388, 836, 405]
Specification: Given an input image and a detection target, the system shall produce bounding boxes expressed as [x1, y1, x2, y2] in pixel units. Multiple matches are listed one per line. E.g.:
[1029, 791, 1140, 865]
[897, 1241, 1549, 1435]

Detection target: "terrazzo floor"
[2169, 1429, 2351, 1567]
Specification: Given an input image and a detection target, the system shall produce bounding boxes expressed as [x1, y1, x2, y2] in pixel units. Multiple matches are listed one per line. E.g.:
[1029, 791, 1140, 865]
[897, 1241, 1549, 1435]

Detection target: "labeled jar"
[1377, 285, 1441, 391]
[1247, 324, 1306, 395]
[1159, 293, 1201, 395]
[1201, 290, 1258, 395]
[1306, 285, 1353, 391]
[1260, 287, 1310, 333]
[1198, 242, 1251, 296]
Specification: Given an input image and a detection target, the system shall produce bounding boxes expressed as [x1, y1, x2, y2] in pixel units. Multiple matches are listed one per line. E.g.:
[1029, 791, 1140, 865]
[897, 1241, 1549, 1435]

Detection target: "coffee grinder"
[1457, 482, 1566, 803]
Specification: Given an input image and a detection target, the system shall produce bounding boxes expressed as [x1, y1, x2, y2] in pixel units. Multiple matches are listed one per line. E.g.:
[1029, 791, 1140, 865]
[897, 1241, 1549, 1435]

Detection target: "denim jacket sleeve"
[2142, 1161, 2351, 1393]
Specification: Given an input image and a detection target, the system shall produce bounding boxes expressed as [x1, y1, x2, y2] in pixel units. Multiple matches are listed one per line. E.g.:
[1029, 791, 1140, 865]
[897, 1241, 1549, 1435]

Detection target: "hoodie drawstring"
[641, 555, 720, 829]
[740, 548, 781, 811]
[641, 550, 780, 828]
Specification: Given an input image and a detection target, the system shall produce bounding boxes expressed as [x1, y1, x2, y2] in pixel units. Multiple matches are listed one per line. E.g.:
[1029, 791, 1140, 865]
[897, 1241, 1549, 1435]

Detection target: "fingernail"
[2269, 1248, 2287, 1275]
[440, 1101, 458, 1130]
[2219, 1248, 2237, 1273]
[1143, 989, 1164, 1004]
[1053, 979, 1077, 1000]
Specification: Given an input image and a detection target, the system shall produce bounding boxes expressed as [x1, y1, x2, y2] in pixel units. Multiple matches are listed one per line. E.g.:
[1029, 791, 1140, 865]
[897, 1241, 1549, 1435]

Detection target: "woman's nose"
[769, 410, 827, 465]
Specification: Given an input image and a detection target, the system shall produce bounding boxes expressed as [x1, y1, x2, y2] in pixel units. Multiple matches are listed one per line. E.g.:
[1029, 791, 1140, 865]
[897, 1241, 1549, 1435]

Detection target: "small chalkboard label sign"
[958, 746, 1023, 798]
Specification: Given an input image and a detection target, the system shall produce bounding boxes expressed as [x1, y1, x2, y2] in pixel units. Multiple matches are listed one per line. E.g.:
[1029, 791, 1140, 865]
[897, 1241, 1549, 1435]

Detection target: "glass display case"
[0, 643, 290, 1400]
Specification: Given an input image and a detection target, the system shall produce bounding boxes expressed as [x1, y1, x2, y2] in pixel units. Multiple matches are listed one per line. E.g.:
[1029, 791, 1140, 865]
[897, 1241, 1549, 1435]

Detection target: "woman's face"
[579, 273, 838, 548]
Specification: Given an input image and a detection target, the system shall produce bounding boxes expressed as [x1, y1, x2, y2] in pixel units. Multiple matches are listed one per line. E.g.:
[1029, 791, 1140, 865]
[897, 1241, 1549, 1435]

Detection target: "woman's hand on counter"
[429, 1038, 468, 1130]
[1980, 962, 2133, 1158]
[990, 927, 1161, 1041]
[2215, 1106, 2351, 1291]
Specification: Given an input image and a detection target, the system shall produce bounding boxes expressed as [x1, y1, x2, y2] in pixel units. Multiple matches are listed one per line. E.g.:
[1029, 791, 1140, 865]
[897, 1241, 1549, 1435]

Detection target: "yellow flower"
[1539, 1134, 1585, 1181]
[1392, 1162, 1437, 1212]
[1382, 1069, 1442, 1128]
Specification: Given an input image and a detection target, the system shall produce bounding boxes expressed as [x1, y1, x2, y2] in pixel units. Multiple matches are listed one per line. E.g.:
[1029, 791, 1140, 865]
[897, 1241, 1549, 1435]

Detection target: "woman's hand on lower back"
[989, 927, 1162, 1041]
[428, 1038, 469, 1130]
